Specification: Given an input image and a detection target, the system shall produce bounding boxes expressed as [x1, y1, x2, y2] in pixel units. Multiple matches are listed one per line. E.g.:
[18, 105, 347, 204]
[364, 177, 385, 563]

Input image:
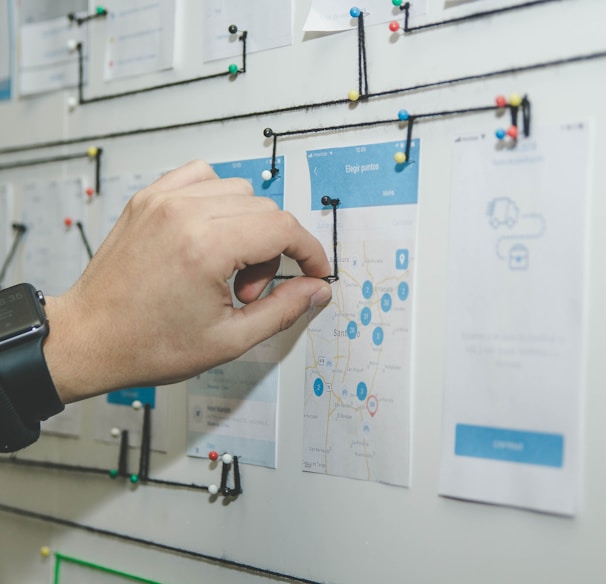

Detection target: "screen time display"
[0, 284, 43, 343]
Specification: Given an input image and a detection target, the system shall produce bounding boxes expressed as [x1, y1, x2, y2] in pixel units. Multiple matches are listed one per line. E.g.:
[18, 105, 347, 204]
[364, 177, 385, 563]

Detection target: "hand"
[43, 161, 332, 403]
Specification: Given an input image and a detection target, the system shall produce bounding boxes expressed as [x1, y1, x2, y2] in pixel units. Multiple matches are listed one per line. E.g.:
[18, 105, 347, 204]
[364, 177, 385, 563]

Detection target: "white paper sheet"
[203, 0, 292, 62]
[103, 0, 176, 81]
[303, 140, 420, 486]
[0, 184, 14, 286]
[18, 15, 86, 96]
[439, 123, 590, 515]
[303, 0, 426, 32]
[20, 178, 88, 296]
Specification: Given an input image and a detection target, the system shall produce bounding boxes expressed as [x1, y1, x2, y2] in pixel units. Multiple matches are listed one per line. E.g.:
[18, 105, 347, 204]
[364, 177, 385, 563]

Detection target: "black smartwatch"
[0, 283, 64, 429]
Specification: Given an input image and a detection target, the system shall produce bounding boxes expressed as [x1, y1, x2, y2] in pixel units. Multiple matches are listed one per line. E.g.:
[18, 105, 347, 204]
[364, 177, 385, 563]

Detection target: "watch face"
[0, 284, 45, 343]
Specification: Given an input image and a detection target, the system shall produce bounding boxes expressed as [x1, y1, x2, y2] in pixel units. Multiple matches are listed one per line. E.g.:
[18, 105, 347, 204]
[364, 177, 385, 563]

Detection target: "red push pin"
[506, 125, 519, 139]
[85, 187, 95, 197]
[495, 95, 507, 108]
[64, 217, 73, 228]
[389, 21, 400, 32]
[208, 450, 219, 462]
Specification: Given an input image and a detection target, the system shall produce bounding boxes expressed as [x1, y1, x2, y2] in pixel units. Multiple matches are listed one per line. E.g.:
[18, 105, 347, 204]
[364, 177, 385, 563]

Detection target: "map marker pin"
[367, 395, 378, 417]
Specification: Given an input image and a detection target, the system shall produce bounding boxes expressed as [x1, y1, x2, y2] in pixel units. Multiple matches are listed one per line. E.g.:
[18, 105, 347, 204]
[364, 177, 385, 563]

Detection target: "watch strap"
[0, 382, 40, 452]
[0, 334, 64, 424]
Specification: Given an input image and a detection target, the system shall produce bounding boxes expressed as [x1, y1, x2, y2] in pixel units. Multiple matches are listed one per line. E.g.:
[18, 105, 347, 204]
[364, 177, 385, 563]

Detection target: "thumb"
[229, 277, 333, 348]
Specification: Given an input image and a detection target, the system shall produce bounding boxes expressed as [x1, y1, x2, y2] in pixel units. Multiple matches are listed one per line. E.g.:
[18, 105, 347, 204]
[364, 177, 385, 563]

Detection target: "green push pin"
[392, 0, 403, 5]
[228, 64, 239, 75]
[96, 6, 106, 14]
[109, 469, 118, 479]
[129, 474, 139, 484]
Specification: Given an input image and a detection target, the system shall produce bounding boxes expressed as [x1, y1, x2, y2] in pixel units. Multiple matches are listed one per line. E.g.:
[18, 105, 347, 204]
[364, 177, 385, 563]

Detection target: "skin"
[42, 161, 332, 404]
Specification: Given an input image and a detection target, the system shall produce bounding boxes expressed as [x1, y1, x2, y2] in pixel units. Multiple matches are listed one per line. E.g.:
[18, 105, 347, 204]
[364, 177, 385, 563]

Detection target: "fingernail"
[310, 284, 332, 307]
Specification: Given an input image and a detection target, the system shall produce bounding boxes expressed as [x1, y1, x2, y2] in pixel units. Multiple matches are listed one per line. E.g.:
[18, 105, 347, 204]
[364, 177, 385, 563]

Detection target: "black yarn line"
[400, 0, 561, 33]
[0, 503, 324, 584]
[68, 9, 108, 26]
[0, 149, 102, 194]
[138, 404, 151, 481]
[0, 223, 26, 288]
[75, 30, 248, 106]
[117, 430, 129, 478]
[75, 221, 94, 260]
[0, 49, 603, 157]
[0, 456, 210, 493]
[357, 12, 369, 97]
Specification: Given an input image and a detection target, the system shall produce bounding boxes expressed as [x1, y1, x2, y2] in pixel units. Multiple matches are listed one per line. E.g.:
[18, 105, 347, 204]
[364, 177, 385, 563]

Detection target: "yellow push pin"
[394, 151, 407, 164]
[509, 93, 523, 107]
[40, 546, 51, 558]
[348, 89, 360, 102]
[87, 146, 98, 158]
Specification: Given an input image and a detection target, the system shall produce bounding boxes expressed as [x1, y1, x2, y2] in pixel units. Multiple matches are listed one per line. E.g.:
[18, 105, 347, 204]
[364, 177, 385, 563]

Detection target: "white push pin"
[261, 169, 273, 181]
[131, 399, 143, 411]
[66, 39, 78, 52]
[110, 427, 120, 438]
[66, 96, 78, 111]
[222, 453, 233, 465]
[208, 484, 219, 496]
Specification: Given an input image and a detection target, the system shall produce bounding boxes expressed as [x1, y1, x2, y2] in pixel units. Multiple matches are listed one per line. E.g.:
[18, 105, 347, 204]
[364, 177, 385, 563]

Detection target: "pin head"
[509, 93, 523, 107]
[85, 187, 95, 197]
[495, 128, 506, 140]
[208, 484, 219, 495]
[222, 453, 233, 465]
[495, 95, 507, 108]
[397, 109, 410, 121]
[40, 546, 51, 558]
[64, 217, 73, 228]
[208, 450, 219, 462]
[263, 127, 274, 138]
[228, 24, 238, 34]
[350, 6, 361, 18]
[506, 125, 519, 139]
[131, 399, 143, 410]
[228, 64, 239, 75]
[261, 169, 273, 181]
[348, 89, 360, 102]
[389, 21, 400, 32]
[394, 151, 407, 164]
[392, 0, 403, 5]
[87, 146, 98, 158]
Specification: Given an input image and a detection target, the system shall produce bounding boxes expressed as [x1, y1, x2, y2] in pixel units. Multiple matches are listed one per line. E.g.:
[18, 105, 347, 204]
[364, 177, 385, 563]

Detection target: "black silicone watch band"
[0, 334, 64, 424]
[0, 382, 40, 452]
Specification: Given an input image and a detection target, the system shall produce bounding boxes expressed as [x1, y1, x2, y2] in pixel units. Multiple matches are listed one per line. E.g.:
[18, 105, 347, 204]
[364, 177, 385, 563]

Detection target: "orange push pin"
[64, 217, 73, 228]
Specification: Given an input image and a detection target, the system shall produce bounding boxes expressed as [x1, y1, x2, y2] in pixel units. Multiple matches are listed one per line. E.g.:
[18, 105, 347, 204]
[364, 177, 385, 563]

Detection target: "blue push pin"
[350, 6, 361, 17]
[495, 128, 506, 140]
[398, 109, 410, 121]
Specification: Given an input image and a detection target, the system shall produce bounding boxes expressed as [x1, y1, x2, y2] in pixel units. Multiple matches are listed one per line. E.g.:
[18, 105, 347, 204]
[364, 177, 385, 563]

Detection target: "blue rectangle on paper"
[455, 424, 564, 468]
[307, 140, 419, 210]
[211, 157, 284, 209]
[107, 387, 156, 409]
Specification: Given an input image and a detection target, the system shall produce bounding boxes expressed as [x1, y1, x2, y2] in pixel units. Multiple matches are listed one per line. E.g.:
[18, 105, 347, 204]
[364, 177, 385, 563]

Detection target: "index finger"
[218, 210, 331, 279]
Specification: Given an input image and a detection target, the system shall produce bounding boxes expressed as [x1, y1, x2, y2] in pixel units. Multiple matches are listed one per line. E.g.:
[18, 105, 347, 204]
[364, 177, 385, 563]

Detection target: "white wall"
[1, 1, 606, 582]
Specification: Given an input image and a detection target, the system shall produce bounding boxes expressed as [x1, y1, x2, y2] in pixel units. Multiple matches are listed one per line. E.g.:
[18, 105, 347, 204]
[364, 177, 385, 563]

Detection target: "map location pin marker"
[367, 395, 378, 417]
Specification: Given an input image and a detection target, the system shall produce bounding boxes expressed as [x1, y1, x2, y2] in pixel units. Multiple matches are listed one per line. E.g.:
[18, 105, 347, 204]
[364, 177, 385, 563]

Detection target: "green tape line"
[54, 552, 163, 584]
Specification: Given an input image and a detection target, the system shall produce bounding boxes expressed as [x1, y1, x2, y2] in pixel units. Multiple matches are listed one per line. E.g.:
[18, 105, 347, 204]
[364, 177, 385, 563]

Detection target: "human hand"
[43, 161, 332, 403]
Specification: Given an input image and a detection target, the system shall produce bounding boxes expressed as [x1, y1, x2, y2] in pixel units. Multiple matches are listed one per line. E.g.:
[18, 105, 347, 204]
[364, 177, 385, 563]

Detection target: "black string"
[74, 28, 248, 106]
[219, 456, 242, 497]
[273, 197, 340, 283]
[400, 0, 561, 33]
[138, 404, 151, 482]
[0, 503, 324, 584]
[68, 8, 108, 26]
[357, 12, 369, 97]
[117, 430, 129, 478]
[0, 223, 26, 288]
[0, 49, 600, 157]
[0, 148, 102, 194]
[75, 221, 93, 260]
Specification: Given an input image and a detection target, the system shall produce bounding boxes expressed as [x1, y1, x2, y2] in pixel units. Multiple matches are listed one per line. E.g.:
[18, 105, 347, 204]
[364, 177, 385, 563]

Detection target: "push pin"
[87, 146, 99, 158]
[398, 109, 410, 121]
[392, 0, 403, 5]
[131, 399, 143, 411]
[64, 217, 73, 228]
[208, 484, 219, 495]
[495, 128, 507, 140]
[228, 24, 238, 34]
[66, 39, 79, 52]
[263, 128, 273, 138]
[495, 95, 507, 108]
[348, 89, 360, 102]
[506, 125, 519, 139]
[261, 169, 273, 181]
[389, 21, 400, 32]
[222, 452, 233, 465]
[208, 450, 219, 462]
[96, 6, 107, 15]
[228, 64, 239, 75]
[350, 6, 361, 18]
[85, 187, 95, 197]
[66, 96, 78, 111]
[40, 546, 51, 558]
[110, 427, 121, 438]
[394, 151, 407, 164]
[509, 93, 523, 107]
[129, 473, 139, 484]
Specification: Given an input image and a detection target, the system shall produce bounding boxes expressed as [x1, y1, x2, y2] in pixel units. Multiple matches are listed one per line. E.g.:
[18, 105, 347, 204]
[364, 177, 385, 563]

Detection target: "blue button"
[455, 424, 564, 468]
